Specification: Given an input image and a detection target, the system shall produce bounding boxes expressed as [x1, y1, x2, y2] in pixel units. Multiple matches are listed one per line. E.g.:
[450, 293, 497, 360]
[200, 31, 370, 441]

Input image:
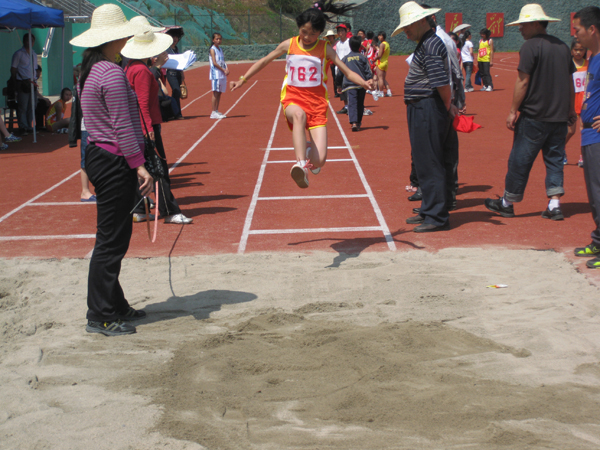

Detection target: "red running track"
[0, 53, 597, 279]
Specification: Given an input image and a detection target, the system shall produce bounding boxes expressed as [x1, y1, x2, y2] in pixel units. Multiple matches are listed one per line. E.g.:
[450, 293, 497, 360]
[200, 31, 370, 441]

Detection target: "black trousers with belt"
[85, 144, 137, 322]
[406, 97, 450, 226]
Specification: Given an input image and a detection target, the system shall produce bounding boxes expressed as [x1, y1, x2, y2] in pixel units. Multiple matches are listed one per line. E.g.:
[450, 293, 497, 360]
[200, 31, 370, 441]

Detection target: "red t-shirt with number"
[281, 37, 330, 129]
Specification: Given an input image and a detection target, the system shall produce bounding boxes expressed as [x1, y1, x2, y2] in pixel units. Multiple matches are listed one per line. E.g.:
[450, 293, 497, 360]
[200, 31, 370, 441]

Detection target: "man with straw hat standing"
[393, 1, 451, 232]
[485, 4, 576, 221]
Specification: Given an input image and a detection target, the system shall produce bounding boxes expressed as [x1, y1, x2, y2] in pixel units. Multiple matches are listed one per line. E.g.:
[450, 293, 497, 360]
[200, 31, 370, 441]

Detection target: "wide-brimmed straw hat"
[130, 16, 165, 33]
[121, 30, 173, 60]
[70, 4, 133, 48]
[391, 1, 441, 37]
[507, 4, 560, 26]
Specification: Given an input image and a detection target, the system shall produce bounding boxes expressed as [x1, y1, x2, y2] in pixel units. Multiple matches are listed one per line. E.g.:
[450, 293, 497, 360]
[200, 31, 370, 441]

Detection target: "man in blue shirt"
[392, 2, 452, 232]
[573, 6, 600, 268]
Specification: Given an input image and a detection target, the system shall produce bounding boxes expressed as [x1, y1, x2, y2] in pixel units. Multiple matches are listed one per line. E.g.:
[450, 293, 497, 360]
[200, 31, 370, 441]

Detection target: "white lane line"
[238, 104, 281, 254]
[181, 89, 212, 111]
[249, 226, 382, 235]
[270, 146, 348, 150]
[169, 81, 258, 173]
[259, 194, 369, 201]
[329, 102, 396, 251]
[0, 234, 96, 241]
[267, 158, 353, 164]
[0, 170, 79, 224]
[27, 202, 96, 206]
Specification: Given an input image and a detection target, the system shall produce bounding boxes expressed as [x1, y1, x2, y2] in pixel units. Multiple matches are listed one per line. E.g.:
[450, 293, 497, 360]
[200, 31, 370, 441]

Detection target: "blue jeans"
[462, 62, 473, 90]
[504, 115, 567, 202]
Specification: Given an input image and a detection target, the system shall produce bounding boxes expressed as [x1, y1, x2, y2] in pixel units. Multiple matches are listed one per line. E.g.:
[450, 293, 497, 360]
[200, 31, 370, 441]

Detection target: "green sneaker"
[586, 257, 600, 269]
[574, 244, 600, 257]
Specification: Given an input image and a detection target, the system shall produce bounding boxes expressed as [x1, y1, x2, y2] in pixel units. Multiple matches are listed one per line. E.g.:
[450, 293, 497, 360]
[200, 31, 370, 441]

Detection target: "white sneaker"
[486, 86, 493, 92]
[217, 111, 227, 118]
[210, 111, 226, 119]
[364, 109, 373, 116]
[480, 87, 487, 91]
[133, 213, 155, 223]
[386, 90, 393, 97]
[371, 91, 379, 101]
[164, 213, 193, 224]
[290, 163, 309, 188]
[306, 145, 320, 175]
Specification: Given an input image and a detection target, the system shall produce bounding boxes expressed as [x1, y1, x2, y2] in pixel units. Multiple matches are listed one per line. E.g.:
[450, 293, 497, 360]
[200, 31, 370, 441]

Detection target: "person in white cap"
[392, 1, 451, 232]
[70, 4, 153, 336]
[122, 30, 194, 226]
[485, 4, 576, 221]
[572, 6, 600, 268]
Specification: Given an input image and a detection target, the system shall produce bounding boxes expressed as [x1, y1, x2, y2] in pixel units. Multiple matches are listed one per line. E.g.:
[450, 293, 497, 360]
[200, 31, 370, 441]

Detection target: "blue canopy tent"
[1, 0, 64, 142]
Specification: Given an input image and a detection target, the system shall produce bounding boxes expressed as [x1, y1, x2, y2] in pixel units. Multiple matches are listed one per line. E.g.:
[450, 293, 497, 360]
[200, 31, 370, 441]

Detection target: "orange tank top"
[574, 59, 588, 115]
[281, 37, 329, 107]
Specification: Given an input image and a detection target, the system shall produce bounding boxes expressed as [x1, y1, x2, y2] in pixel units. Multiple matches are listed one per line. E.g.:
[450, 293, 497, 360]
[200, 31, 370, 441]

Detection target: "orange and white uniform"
[281, 36, 330, 130]
[573, 58, 588, 115]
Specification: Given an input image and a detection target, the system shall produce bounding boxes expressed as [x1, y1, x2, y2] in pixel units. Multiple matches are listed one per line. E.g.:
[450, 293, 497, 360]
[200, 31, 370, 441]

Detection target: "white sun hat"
[391, 1, 441, 37]
[325, 29, 336, 37]
[507, 4, 560, 26]
[121, 30, 173, 60]
[130, 16, 166, 33]
[70, 4, 134, 48]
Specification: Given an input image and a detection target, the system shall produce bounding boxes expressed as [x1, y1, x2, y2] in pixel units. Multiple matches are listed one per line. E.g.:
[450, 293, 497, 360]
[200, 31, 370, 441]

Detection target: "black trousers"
[409, 117, 459, 203]
[85, 145, 137, 322]
[582, 142, 600, 246]
[347, 88, 366, 125]
[134, 124, 181, 217]
[166, 69, 183, 117]
[478, 61, 493, 88]
[407, 97, 450, 226]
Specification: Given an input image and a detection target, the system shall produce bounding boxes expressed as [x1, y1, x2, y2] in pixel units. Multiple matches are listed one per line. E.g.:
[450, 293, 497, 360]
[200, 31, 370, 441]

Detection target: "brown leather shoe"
[413, 222, 450, 233]
[406, 215, 425, 224]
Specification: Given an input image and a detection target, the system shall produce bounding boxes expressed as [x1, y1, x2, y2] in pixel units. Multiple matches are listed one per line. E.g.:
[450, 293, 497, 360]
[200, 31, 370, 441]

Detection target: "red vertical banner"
[445, 13, 463, 33]
[486, 13, 504, 37]
[571, 12, 577, 36]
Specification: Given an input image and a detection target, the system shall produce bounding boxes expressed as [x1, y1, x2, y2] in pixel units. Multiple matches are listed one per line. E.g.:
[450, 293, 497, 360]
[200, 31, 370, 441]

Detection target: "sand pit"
[2, 249, 600, 449]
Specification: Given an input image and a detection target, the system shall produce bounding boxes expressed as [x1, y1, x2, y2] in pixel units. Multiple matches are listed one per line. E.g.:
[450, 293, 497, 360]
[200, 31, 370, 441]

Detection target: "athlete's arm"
[230, 40, 290, 91]
[489, 39, 494, 67]
[327, 45, 373, 90]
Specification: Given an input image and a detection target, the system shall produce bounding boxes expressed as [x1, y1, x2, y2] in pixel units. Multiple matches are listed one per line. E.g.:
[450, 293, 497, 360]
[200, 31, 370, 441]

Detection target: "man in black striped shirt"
[392, 1, 452, 232]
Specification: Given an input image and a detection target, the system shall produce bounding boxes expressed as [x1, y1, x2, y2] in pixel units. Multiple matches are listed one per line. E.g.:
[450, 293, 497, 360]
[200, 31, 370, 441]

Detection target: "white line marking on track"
[181, 89, 212, 111]
[248, 226, 383, 235]
[270, 146, 348, 150]
[267, 158, 353, 164]
[27, 202, 96, 206]
[329, 103, 396, 251]
[237, 104, 281, 254]
[258, 194, 369, 201]
[0, 234, 96, 241]
[0, 170, 79, 224]
[169, 81, 258, 173]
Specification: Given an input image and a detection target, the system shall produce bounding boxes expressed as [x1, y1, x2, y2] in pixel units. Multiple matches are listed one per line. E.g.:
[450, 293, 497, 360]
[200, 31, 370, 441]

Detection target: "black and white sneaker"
[86, 320, 136, 336]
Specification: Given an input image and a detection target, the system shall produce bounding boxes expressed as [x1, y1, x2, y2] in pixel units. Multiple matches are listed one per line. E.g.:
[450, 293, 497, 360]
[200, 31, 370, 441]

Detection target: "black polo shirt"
[404, 28, 449, 101]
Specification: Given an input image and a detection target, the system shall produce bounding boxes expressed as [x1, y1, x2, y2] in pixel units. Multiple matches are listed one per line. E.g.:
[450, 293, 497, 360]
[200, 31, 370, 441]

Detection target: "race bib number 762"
[286, 54, 322, 88]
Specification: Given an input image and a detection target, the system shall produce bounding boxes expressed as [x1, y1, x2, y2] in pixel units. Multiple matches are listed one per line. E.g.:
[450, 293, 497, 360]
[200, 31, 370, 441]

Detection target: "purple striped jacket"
[80, 61, 145, 169]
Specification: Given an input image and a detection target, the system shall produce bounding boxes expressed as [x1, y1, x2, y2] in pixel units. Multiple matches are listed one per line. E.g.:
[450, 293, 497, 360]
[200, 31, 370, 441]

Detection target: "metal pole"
[279, 6, 282, 42]
[210, 12, 213, 41]
[61, 27, 65, 91]
[248, 10, 250, 45]
[28, 31, 37, 143]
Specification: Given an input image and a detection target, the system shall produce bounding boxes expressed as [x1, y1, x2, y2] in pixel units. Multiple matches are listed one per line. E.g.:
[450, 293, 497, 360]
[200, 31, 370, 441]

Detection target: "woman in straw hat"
[70, 4, 153, 336]
[122, 30, 193, 225]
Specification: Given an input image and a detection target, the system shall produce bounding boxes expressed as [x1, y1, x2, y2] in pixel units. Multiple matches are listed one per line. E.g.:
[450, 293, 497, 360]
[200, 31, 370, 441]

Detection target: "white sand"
[2, 249, 600, 449]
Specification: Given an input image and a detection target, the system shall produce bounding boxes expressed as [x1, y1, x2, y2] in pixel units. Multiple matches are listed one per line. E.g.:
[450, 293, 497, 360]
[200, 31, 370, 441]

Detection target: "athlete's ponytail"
[296, 1, 356, 33]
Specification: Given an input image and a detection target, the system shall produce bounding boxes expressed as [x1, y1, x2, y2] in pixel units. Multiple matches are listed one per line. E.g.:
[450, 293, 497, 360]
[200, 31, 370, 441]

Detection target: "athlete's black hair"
[479, 28, 491, 40]
[366, 30, 374, 40]
[60, 87, 72, 100]
[295, 1, 356, 33]
[349, 35, 362, 52]
[574, 6, 600, 30]
[377, 30, 387, 40]
[571, 37, 587, 51]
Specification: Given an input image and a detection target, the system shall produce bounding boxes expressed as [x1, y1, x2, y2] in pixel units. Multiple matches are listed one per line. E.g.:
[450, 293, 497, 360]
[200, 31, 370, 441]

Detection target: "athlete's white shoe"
[291, 162, 309, 188]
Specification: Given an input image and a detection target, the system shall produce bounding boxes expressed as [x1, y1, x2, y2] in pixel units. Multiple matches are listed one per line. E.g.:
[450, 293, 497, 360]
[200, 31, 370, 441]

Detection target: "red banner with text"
[445, 13, 462, 33]
[486, 13, 504, 37]
[571, 12, 577, 36]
